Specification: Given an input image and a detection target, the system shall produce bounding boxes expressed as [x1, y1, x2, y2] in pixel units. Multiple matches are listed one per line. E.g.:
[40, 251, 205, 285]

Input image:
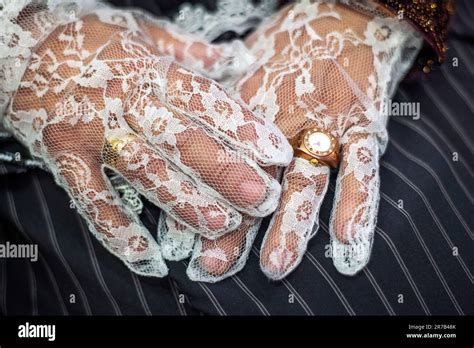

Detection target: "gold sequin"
[375, 0, 454, 64]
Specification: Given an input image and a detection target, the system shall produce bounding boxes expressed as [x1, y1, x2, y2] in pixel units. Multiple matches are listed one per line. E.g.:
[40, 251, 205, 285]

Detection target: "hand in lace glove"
[158, 0, 422, 281]
[3, 8, 292, 277]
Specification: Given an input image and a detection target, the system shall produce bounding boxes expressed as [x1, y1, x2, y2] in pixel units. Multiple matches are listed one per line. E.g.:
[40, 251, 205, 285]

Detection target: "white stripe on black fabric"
[1, 164, 68, 315]
[132, 273, 153, 315]
[76, 216, 122, 315]
[390, 139, 473, 240]
[382, 160, 473, 283]
[31, 174, 92, 315]
[380, 192, 464, 315]
[304, 252, 356, 316]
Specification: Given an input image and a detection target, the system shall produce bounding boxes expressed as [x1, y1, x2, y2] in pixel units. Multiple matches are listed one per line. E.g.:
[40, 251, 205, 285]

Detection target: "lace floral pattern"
[2, 0, 422, 282]
[173, 0, 278, 41]
[159, 0, 422, 282]
[0, 0, 98, 117]
[1, 1, 292, 277]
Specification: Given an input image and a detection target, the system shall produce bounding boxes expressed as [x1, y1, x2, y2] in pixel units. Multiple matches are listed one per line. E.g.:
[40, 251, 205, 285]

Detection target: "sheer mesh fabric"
[1, 1, 292, 277]
[159, 0, 422, 282]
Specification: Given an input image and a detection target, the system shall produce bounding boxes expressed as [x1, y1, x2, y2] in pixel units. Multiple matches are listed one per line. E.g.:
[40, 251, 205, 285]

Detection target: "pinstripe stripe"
[467, 43, 474, 56]
[455, 2, 474, 32]
[281, 279, 314, 315]
[169, 278, 188, 316]
[390, 139, 473, 240]
[463, 1, 474, 27]
[1, 165, 12, 316]
[440, 68, 474, 115]
[454, 15, 474, 34]
[250, 247, 313, 315]
[421, 84, 474, 153]
[0, 180, 37, 315]
[143, 206, 158, 225]
[27, 260, 38, 315]
[231, 275, 270, 316]
[327, 184, 431, 315]
[304, 252, 356, 315]
[0, 0, 474, 314]
[400, 88, 474, 170]
[363, 268, 396, 315]
[196, 281, 227, 315]
[380, 192, 464, 315]
[393, 118, 473, 203]
[76, 217, 122, 315]
[416, 112, 474, 176]
[375, 227, 431, 315]
[319, 219, 395, 315]
[31, 174, 92, 315]
[184, 295, 194, 313]
[462, 0, 474, 19]
[6, 213, 67, 315]
[382, 161, 473, 283]
[183, 261, 226, 315]
[449, 40, 474, 75]
[131, 273, 152, 315]
[1, 164, 68, 315]
[411, 108, 474, 177]
[0, 257, 6, 315]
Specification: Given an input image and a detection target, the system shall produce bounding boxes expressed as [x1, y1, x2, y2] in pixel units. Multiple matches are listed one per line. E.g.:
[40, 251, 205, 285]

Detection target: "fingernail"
[261, 247, 295, 280]
[331, 238, 370, 276]
[239, 180, 265, 206]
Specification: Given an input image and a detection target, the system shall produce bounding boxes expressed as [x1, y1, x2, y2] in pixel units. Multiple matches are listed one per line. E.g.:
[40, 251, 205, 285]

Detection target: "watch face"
[303, 129, 335, 156]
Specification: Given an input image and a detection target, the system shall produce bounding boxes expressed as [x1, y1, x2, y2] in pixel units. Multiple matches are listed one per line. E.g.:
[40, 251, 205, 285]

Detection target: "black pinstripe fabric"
[0, 0, 472, 316]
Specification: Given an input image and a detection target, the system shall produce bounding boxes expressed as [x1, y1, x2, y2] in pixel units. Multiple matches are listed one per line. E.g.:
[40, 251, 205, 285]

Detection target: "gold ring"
[289, 128, 340, 168]
[103, 133, 137, 167]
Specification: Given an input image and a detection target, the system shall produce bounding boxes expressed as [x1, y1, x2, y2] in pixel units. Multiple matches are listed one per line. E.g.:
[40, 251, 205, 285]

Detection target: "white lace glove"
[158, 0, 423, 282]
[1, 3, 292, 276]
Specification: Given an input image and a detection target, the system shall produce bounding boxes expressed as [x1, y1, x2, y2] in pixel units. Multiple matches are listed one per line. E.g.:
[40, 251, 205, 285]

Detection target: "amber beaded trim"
[374, 0, 454, 63]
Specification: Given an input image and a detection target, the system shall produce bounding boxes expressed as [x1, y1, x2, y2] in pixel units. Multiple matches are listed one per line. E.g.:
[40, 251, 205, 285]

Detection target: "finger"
[185, 166, 279, 282]
[330, 134, 379, 275]
[105, 130, 242, 238]
[157, 213, 195, 261]
[124, 86, 282, 217]
[52, 152, 168, 277]
[259, 158, 330, 280]
[96, 39, 283, 216]
[187, 215, 262, 282]
[136, 14, 254, 81]
[135, 14, 224, 76]
[164, 62, 293, 167]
